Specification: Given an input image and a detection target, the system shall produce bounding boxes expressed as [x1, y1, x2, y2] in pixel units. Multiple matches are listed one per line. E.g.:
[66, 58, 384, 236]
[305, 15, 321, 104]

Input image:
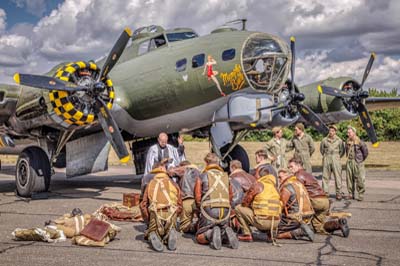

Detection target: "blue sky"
[0, 0, 399, 89]
[2, 0, 63, 29]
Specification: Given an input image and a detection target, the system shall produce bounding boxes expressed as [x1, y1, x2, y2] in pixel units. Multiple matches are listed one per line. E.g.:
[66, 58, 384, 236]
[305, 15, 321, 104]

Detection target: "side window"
[138, 40, 150, 55]
[192, 54, 205, 68]
[222, 48, 235, 61]
[176, 58, 187, 72]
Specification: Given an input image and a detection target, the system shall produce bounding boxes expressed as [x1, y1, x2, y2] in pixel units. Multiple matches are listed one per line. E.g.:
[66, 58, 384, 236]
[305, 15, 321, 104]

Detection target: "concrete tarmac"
[0, 166, 399, 266]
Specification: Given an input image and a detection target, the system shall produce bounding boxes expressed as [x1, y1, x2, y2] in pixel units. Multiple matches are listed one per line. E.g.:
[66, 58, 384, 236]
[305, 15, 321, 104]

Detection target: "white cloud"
[0, 0, 399, 90]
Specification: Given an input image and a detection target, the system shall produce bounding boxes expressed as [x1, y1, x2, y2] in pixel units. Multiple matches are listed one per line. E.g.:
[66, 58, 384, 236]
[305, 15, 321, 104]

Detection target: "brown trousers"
[310, 197, 329, 233]
[235, 205, 279, 235]
[148, 209, 177, 241]
[179, 199, 196, 232]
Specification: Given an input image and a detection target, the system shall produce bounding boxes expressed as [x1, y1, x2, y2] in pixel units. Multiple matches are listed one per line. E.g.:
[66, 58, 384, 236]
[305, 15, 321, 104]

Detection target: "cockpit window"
[243, 34, 288, 94]
[138, 35, 167, 55]
[176, 58, 187, 72]
[222, 48, 235, 61]
[192, 54, 205, 68]
[138, 40, 150, 55]
[166, 32, 198, 42]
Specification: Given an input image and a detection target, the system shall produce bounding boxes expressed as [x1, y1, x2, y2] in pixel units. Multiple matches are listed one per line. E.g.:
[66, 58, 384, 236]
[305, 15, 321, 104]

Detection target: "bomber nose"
[242, 33, 290, 95]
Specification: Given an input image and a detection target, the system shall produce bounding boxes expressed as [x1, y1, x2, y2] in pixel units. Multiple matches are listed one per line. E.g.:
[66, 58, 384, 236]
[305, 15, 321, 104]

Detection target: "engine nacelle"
[46, 61, 115, 129]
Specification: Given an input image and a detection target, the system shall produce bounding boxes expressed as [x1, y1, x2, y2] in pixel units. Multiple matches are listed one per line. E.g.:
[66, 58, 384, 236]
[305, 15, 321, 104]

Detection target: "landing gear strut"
[15, 147, 51, 197]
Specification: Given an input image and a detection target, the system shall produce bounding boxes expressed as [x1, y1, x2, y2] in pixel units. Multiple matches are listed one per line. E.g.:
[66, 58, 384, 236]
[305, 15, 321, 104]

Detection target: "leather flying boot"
[225, 227, 239, 249]
[149, 232, 164, 252]
[211, 226, 222, 250]
[338, 218, 350, 238]
[323, 218, 350, 238]
[300, 224, 315, 242]
[277, 231, 292, 239]
[167, 228, 178, 251]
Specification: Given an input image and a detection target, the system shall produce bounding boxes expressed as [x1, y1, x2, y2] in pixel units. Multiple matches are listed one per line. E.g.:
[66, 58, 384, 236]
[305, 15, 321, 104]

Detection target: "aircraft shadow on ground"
[0, 165, 141, 200]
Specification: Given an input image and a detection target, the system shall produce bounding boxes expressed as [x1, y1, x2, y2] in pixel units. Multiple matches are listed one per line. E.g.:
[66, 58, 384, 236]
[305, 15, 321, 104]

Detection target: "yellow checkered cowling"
[50, 61, 114, 126]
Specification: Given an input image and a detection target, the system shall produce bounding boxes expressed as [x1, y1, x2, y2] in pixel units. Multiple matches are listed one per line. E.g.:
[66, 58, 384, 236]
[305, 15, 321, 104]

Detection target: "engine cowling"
[47, 61, 115, 128]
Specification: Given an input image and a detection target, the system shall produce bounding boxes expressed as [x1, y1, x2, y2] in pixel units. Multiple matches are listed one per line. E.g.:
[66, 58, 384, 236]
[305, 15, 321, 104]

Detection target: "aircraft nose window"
[243, 34, 289, 94]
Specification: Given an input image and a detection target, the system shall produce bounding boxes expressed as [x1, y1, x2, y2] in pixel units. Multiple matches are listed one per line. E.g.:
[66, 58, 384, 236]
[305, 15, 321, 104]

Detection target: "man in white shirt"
[144, 132, 185, 174]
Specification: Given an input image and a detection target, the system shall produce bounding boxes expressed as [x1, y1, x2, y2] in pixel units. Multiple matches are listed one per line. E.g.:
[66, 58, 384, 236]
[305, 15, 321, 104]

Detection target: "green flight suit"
[265, 137, 288, 170]
[287, 133, 315, 173]
[346, 138, 367, 200]
[320, 135, 345, 195]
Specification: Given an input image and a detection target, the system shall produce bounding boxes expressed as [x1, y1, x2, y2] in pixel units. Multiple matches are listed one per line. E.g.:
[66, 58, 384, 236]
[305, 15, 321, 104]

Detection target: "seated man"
[229, 160, 257, 192]
[251, 149, 277, 183]
[168, 161, 201, 234]
[277, 168, 315, 241]
[194, 153, 238, 250]
[235, 165, 281, 243]
[140, 159, 169, 201]
[140, 163, 182, 252]
[288, 158, 349, 237]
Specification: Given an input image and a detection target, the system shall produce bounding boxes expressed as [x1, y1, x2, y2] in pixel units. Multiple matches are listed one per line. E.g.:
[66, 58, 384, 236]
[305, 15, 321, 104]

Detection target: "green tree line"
[244, 88, 400, 142]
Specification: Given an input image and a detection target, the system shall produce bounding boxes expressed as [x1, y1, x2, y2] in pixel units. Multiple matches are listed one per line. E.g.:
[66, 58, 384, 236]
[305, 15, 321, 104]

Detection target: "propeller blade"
[95, 98, 130, 163]
[297, 103, 329, 135]
[356, 102, 379, 147]
[99, 27, 132, 81]
[14, 73, 86, 92]
[290, 36, 296, 94]
[360, 52, 376, 88]
[317, 85, 354, 98]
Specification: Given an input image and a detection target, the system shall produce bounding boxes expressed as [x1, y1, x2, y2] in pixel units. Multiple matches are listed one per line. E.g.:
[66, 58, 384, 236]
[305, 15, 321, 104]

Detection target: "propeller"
[14, 27, 133, 162]
[286, 36, 329, 135]
[318, 53, 379, 147]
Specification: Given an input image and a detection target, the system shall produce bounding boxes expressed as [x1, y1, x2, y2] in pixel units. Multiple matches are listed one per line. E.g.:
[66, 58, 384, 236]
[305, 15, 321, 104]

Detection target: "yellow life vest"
[252, 175, 282, 217]
[147, 173, 178, 211]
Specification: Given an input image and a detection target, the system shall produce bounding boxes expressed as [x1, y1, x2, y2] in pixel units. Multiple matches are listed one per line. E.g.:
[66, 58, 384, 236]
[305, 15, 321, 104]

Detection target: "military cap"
[347, 125, 356, 134]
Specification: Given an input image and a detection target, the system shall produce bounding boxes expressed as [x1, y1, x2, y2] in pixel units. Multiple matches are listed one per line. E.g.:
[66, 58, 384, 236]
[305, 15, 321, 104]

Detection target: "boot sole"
[225, 227, 239, 249]
[211, 226, 222, 250]
[167, 228, 178, 251]
[301, 224, 315, 242]
[149, 232, 164, 252]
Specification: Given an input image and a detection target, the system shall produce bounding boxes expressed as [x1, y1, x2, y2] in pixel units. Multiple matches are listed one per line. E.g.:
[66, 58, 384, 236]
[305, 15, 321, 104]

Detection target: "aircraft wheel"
[221, 144, 250, 173]
[16, 147, 51, 197]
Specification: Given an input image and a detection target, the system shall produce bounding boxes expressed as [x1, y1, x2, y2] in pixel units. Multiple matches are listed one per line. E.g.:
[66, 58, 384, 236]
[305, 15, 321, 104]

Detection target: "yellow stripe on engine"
[106, 79, 113, 87]
[65, 119, 74, 125]
[73, 111, 84, 120]
[65, 66, 76, 74]
[59, 76, 69, 82]
[54, 108, 62, 116]
[89, 62, 97, 70]
[107, 102, 113, 110]
[109, 91, 115, 99]
[54, 99, 62, 107]
[75, 121, 85, 126]
[64, 102, 74, 112]
[49, 93, 55, 101]
[58, 91, 68, 98]
[87, 114, 95, 123]
[63, 112, 72, 119]
[76, 61, 86, 68]
[55, 71, 63, 78]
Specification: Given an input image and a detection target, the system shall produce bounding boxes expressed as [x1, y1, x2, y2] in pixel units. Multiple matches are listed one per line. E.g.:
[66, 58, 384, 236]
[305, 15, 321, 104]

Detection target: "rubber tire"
[16, 147, 51, 197]
[221, 144, 250, 173]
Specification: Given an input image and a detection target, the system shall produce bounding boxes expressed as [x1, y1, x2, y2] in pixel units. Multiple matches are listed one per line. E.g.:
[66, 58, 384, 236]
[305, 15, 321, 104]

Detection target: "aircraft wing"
[365, 97, 400, 111]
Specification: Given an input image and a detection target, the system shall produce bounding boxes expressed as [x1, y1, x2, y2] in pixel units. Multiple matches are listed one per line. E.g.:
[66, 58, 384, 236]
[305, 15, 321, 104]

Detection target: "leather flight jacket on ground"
[346, 136, 368, 163]
[229, 169, 257, 191]
[296, 170, 327, 198]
